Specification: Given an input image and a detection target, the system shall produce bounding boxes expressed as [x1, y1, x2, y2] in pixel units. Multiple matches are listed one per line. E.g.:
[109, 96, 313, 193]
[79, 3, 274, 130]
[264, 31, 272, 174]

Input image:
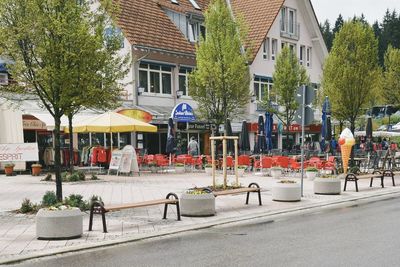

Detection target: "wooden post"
[223, 138, 227, 189]
[211, 139, 216, 188]
[234, 139, 238, 186]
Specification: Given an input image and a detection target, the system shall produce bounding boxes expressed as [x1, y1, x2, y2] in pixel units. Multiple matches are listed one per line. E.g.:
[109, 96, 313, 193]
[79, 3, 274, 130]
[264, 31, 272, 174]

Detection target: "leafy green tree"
[322, 21, 381, 135]
[383, 45, 400, 106]
[0, 0, 127, 200]
[189, 0, 250, 132]
[267, 45, 308, 145]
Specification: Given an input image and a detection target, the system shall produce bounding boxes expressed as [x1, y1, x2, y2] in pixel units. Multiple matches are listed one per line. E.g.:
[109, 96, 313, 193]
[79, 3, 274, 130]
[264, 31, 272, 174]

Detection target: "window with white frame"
[280, 6, 298, 39]
[299, 45, 305, 65]
[0, 73, 8, 85]
[263, 38, 270, 60]
[271, 39, 278, 60]
[306, 47, 312, 67]
[289, 43, 296, 56]
[178, 67, 192, 96]
[139, 63, 172, 95]
[254, 76, 273, 102]
[188, 20, 205, 42]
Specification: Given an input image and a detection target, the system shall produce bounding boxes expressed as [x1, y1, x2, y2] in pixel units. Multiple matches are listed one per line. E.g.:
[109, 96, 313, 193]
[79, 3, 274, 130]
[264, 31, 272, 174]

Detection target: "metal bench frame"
[205, 182, 262, 206]
[88, 193, 180, 233]
[344, 171, 383, 192]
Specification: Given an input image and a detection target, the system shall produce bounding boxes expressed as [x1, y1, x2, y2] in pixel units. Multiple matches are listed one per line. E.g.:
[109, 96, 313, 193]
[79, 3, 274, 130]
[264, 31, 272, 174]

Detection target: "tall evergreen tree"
[320, 20, 333, 51]
[189, 0, 250, 132]
[333, 14, 344, 36]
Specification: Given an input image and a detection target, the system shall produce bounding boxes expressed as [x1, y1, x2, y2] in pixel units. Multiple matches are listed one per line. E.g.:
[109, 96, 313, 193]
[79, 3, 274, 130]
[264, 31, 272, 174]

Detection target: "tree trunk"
[339, 121, 343, 133]
[68, 113, 74, 174]
[54, 115, 63, 201]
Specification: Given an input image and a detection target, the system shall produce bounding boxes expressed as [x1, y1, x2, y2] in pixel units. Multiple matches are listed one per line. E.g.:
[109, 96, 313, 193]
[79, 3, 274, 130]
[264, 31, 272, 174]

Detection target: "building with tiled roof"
[114, 0, 327, 153]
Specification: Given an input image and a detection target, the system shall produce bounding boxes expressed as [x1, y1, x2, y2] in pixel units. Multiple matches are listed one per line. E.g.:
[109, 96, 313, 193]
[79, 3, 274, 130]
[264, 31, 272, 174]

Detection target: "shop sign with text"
[171, 103, 196, 122]
[0, 143, 39, 161]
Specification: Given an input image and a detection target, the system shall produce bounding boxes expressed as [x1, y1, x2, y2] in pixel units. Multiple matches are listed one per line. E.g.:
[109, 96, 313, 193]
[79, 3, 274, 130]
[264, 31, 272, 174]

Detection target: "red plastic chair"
[276, 156, 290, 169]
[254, 157, 272, 171]
[237, 155, 251, 167]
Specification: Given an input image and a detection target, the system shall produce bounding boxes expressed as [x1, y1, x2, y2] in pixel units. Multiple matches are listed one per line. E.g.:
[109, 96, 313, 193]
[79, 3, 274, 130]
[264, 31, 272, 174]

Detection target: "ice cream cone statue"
[338, 128, 355, 174]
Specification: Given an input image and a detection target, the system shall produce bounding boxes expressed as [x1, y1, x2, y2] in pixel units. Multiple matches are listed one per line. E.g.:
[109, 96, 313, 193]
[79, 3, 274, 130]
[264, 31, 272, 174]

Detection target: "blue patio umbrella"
[254, 115, 265, 154]
[265, 111, 273, 151]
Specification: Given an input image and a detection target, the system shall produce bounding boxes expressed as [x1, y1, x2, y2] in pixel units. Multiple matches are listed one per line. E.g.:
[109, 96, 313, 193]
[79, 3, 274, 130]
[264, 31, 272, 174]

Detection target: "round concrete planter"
[36, 208, 83, 240]
[270, 168, 282, 179]
[306, 171, 318, 180]
[313, 178, 341, 195]
[180, 192, 215, 217]
[175, 166, 185, 174]
[272, 182, 301, 202]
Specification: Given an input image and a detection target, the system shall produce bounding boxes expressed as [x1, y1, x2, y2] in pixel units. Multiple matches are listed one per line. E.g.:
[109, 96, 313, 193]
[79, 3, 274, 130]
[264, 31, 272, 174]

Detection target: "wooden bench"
[88, 193, 180, 233]
[205, 183, 262, 206]
[382, 170, 399, 187]
[344, 172, 384, 192]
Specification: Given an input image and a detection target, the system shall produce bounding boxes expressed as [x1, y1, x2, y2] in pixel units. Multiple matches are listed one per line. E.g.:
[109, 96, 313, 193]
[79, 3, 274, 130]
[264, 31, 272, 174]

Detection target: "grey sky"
[311, 0, 400, 24]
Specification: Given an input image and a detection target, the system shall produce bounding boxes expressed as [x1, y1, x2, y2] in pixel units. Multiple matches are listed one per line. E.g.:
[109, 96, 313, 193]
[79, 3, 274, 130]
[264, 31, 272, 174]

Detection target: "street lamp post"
[300, 85, 306, 197]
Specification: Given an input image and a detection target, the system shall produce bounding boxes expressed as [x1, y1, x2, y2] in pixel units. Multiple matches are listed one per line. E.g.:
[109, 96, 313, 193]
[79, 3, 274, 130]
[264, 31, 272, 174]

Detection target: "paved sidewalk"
[0, 171, 399, 264]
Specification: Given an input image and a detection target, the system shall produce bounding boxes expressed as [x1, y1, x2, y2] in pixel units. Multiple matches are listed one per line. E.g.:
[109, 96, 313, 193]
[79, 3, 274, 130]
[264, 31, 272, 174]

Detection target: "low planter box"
[314, 177, 341, 195]
[180, 192, 215, 217]
[36, 208, 83, 240]
[272, 182, 301, 202]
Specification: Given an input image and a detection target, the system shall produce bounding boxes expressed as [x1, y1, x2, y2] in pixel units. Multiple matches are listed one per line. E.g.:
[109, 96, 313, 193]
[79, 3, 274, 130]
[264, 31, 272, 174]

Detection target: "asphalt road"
[14, 196, 400, 267]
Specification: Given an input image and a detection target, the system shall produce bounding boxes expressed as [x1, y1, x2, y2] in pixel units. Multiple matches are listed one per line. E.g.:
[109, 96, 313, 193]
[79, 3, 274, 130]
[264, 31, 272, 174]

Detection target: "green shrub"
[20, 198, 34, 213]
[68, 172, 80, 182]
[90, 174, 98, 180]
[42, 191, 58, 207]
[305, 167, 318, 172]
[64, 194, 89, 211]
[77, 171, 86, 181]
[62, 171, 86, 182]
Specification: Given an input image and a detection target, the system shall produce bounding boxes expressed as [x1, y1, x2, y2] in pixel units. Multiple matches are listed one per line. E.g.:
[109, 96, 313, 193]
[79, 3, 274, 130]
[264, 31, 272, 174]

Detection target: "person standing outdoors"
[188, 136, 199, 156]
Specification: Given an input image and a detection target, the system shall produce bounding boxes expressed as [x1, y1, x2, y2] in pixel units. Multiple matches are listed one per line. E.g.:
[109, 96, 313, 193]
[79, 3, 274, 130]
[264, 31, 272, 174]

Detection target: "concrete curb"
[1, 189, 400, 265]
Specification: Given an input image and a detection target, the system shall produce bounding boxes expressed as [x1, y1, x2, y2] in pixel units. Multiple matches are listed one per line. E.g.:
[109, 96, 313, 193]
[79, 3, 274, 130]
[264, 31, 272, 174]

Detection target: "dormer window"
[280, 6, 299, 40]
[171, 0, 178, 4]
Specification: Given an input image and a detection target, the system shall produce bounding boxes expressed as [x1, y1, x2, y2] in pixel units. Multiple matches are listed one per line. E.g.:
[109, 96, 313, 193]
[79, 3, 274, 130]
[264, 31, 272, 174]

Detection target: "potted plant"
[36, 205, 83, 240]
[237, 165, 247, 177]
[180, 188, 215, 217]
[31, 163, 42, 176]
[204, 163, 213, 175]
[4, 163, 15, 176]
[270, 166, 282, 179]
[175, 163, 185, 173]
[313, 174, 341, 195]
[305, 167, 318, 180]
[272, 179, 301, 202]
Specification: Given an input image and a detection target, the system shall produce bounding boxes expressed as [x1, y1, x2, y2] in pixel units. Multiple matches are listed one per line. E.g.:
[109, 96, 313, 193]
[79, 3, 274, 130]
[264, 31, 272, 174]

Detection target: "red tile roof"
[114, 0, 283, 61]
[115, 0, 200, 54]
[230, 0, 285, 61]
